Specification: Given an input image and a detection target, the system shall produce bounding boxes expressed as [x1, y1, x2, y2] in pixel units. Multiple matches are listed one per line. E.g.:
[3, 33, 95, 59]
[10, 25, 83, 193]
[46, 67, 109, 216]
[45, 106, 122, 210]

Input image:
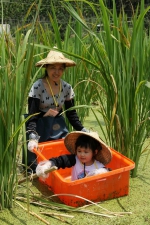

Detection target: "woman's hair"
[44, 69, 48, 78]
[75, 135, 102, 153]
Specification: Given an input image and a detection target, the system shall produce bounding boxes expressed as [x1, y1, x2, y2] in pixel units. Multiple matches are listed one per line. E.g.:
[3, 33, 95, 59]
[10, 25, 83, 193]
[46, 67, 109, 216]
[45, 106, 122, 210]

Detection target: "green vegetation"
[0, 0, 150, 212]
[0, 0, 150, 33]
[59, 0, 150, 179]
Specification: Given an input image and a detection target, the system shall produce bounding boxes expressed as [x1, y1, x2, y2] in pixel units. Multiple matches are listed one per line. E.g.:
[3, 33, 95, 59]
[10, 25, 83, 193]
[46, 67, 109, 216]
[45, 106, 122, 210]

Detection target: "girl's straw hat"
[64, 131, 112, 165]
[35, 49, 76, 67]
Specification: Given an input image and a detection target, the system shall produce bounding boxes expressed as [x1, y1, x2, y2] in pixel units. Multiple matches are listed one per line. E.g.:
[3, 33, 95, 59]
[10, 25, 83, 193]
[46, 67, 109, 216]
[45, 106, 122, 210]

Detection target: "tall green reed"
[0, 0, 43, 209]
[59, 0, 150, 177]
[34, 1, 150, 179]
[0, 30, 33, 209]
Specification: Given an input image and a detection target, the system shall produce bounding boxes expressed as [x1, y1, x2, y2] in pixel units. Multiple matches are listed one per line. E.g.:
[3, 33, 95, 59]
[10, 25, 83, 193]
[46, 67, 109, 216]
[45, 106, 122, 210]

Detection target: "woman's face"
[46, 63, 65, 82]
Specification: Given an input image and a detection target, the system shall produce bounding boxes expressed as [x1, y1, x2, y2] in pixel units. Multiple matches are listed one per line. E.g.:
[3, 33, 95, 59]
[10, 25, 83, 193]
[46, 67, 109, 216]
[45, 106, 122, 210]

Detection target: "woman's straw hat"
[35, 49, 76, 67]
[64, 131, 112, 165]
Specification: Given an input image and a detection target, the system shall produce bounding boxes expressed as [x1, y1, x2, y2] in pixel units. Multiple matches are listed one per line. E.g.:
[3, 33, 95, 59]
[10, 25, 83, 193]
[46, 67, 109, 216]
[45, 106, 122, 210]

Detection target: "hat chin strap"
[84, 163, 86, 177]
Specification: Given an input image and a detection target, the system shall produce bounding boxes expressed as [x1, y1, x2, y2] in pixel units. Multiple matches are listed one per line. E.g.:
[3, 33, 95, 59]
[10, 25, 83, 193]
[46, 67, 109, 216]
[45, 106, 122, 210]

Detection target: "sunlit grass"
[1, 0, 150, 210]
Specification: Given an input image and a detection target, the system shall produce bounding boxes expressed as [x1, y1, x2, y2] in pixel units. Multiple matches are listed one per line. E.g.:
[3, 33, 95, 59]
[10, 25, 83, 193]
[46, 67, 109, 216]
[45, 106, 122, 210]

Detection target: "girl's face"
[76, 146, 97, 166]
[46, 63, 65, 82]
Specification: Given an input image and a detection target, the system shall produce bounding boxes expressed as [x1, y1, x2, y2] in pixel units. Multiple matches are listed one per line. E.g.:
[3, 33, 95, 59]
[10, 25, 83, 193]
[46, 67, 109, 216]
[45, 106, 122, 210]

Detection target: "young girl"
[36, 131, 112, 181]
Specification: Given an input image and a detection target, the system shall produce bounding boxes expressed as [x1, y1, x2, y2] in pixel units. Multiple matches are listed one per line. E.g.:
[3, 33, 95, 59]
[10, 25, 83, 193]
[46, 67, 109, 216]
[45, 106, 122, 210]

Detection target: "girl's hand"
[36, 160, 52, 179]
[86, 168, 109, 177]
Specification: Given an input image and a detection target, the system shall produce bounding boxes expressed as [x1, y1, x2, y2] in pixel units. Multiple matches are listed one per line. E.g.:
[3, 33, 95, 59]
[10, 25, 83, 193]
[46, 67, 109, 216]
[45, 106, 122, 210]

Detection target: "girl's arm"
[50, 154, 76, 169]
[36, 154, 76, 178]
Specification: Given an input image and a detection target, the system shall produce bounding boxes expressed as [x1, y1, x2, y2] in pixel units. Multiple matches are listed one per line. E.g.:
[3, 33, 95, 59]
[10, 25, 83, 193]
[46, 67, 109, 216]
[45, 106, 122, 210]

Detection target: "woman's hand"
[28, 140, 38, 152]
[27, 133, 40, 152]
[81, 127, 89, 132]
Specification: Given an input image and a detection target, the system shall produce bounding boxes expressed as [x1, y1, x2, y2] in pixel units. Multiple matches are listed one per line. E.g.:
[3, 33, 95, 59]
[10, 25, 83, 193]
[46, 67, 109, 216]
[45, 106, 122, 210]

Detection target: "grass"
[0, 112, 150, 225]
[0, 146, 150, 225]
[1, 0, 150, 218]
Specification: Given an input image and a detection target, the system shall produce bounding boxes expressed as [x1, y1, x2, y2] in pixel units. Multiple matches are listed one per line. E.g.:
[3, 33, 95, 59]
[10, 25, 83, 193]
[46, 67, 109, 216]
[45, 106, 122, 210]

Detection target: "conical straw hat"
[35, 49, 76, 67]
[64, 131, 112, 165]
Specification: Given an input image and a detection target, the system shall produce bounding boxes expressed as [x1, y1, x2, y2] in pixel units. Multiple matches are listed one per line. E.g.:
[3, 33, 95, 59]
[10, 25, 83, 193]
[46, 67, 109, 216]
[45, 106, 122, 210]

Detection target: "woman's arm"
[64, 99, 84, 131]
[26, 97, 41, 133]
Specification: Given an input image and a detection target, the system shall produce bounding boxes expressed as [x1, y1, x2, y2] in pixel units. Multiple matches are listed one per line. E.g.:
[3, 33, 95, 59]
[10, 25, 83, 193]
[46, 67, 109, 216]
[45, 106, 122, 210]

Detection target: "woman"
[25, 48, 88, 173]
